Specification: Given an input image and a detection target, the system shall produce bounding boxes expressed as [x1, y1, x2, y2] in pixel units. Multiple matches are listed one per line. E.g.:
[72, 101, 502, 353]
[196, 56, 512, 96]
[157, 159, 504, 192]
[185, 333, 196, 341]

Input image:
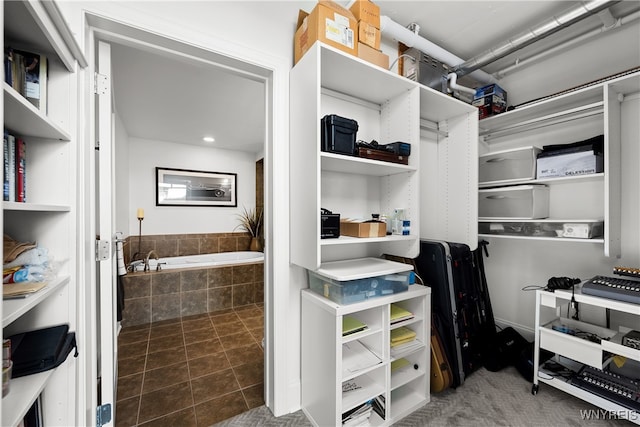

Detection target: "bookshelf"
[301, 285, 430, 426]
[2, 0, 85, 425]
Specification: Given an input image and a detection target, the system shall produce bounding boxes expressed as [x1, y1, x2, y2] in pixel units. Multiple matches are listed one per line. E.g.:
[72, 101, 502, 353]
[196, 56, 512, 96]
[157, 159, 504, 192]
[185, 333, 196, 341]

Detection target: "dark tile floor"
[115, 304, 264, 427]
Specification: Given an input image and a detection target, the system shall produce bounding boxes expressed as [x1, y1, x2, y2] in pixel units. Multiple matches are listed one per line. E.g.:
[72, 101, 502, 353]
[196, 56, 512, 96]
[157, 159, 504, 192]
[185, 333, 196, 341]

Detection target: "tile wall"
[121, 261, 264, 327]
[124, 232, 253, 264]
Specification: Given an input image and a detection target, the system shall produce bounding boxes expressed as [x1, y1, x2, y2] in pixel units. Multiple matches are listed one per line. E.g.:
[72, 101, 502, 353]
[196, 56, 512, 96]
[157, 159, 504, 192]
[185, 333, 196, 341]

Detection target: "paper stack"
[390, 304, 414, 324]
[390, 326, 421, 357]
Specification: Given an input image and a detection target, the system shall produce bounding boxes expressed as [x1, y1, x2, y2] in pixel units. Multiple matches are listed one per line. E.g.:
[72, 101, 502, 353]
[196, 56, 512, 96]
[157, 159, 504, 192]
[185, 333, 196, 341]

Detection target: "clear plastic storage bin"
[308, 258, 413, 304]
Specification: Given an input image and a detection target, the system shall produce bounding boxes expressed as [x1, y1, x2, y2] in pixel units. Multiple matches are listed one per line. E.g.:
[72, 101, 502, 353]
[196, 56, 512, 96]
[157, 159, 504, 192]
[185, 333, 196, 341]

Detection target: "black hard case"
[415, 240, 495, 387]
[321, 114, 358, 156]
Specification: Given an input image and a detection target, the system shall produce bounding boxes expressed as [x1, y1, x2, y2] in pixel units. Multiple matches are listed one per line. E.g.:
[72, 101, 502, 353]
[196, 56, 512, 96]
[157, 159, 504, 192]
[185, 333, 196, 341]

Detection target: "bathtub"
[132, 251, 264, 272]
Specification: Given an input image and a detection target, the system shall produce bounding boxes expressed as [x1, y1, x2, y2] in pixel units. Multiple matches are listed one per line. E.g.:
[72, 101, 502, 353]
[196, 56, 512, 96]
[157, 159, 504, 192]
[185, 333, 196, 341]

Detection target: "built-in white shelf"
[3, 202, 71, 212]
[320, 234, 416, 246]
[391, 363, 425, 391]
[3, 276, 70, 327]
[1, 370, 53, 427]
[319, 44, 417, 106]
[3, 84, 71, 140]
[479, 234, 605, 244]
[321, 152, 416, 176]
[479, 173, 604, 188]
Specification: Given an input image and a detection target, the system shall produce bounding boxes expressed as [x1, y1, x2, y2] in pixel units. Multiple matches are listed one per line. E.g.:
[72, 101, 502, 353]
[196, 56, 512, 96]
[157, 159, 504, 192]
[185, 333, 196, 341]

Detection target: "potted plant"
[235, 206, 263, 251]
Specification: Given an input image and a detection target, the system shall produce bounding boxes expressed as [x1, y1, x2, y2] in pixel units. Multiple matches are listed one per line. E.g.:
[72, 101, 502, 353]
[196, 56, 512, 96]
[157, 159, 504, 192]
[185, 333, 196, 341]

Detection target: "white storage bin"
[479, 185, 549, 219]
[479, 146, 541, 184]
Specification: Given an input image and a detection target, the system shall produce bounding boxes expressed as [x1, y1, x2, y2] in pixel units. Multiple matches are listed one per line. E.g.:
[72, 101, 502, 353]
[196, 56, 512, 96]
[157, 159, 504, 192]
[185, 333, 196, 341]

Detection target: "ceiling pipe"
[496, 9, 640, 78]
[455, 0, 621, 77]
[447, 72, 476, 96]
[380, 15, 494, 85]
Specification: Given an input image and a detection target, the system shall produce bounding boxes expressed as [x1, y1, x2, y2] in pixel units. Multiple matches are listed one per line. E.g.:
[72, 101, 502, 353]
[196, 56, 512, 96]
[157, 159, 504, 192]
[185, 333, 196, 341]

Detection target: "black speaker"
[483, 327, 528, 372]
[515, 342, 554, 382]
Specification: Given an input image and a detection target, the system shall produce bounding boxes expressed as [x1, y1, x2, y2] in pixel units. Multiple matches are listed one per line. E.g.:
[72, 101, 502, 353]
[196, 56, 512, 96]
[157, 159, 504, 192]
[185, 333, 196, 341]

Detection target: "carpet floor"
[213, 366, 634, 426]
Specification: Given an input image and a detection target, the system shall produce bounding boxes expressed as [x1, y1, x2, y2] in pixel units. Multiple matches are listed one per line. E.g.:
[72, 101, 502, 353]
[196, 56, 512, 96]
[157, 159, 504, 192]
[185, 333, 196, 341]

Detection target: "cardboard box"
[294, 1, 358, 65]
[536, 135, 604, 178]
[357, 42, 389, 69]
[358, 21, 381, 50]
[474, 83, 507, 102]
[536, 149, 604, 179]
[472, 95, 507, 119]
[349, 0, 381, 28]
[340, 219, 387, 238]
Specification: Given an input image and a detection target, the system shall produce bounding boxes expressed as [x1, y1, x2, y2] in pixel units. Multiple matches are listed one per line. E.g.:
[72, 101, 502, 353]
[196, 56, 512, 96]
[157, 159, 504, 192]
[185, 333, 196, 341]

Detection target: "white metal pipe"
[496, 9, 640, 78]
[456, 0, 620, 76]
[380, 15, 494, 84]
[447, 72, 476, 95]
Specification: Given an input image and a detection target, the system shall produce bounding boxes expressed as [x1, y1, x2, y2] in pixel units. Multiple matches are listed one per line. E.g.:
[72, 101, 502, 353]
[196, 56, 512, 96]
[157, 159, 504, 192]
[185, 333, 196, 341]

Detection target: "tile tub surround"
[124, 232, 254, 264]
[121, 262, 264, 327]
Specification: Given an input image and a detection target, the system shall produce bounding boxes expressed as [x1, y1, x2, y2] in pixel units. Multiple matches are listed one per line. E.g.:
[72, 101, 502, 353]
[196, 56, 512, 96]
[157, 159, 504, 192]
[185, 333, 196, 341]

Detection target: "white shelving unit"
[532, 287, 640, 424]
[291, 41, 477, 425]
[302, 283, 430, 427]
[477, 72, 640, 257]
[2, 1, 85, 425]
[290, 42, 478, 272]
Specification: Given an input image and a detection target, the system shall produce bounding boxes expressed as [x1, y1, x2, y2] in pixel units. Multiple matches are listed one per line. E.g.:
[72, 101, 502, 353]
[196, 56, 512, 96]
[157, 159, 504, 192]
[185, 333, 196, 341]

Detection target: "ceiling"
[110, 1, 639, 155]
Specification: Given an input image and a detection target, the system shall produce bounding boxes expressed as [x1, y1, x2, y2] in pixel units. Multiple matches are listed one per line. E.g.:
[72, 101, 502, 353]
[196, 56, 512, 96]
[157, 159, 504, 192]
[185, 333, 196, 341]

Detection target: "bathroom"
[108, 41, 267, 426]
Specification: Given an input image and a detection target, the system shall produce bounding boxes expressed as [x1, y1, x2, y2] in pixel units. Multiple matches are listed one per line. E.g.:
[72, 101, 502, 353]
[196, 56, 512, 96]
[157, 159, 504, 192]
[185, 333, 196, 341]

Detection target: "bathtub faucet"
[144, 250, 159, 272]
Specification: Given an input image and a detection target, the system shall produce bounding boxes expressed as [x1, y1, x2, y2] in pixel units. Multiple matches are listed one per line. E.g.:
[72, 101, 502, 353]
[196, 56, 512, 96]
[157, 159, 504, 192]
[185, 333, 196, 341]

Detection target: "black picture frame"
[156, 167, 237, 207]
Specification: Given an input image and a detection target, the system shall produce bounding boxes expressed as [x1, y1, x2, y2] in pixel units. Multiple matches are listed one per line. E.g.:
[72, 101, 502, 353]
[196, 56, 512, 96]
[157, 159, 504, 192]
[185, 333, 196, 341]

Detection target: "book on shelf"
[342, 400, 372, 426]
[2, 130, 27, 203]
[4, 48, 13, 86]
[372, 394, 385, 420]
[343, 315, 368, 336]
[7, 132, 16, 202]
[16, 137, 26, 202]
[390, 304, 414, 324]
[5, 47, 48, 113]
[3, 130, 9, 201]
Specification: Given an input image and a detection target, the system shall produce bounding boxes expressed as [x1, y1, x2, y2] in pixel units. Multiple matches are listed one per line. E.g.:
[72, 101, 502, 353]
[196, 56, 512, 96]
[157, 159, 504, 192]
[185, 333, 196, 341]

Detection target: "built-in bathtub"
[121, 251, 264, 326]
[131, 251, 264, 272]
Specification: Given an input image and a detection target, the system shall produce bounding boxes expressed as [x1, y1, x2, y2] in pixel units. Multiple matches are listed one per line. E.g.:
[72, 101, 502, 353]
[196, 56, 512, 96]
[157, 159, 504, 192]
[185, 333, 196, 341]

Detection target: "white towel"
[115, 232, 126, 276]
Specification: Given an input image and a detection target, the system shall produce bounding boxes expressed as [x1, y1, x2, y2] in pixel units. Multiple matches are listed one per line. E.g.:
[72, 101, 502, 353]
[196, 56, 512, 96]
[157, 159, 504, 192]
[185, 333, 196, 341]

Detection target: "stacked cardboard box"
[350, 1, 389, 69]
[294, 1, 358, 65]
[472, 83, 507, 119]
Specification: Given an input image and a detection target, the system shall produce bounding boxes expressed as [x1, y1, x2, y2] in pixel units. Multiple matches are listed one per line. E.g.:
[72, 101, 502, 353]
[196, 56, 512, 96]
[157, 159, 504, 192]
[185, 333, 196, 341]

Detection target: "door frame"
[76, 10, 291, 425]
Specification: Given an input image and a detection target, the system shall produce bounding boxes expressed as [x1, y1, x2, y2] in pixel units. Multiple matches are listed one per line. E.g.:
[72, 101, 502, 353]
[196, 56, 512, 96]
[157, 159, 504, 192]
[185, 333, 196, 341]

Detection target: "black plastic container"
[321, 114, 358, 156]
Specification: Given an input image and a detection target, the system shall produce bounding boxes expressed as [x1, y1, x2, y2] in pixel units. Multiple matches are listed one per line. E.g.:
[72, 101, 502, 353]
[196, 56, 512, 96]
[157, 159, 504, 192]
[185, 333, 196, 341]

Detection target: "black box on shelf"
[321, 114, 358, 156]
[321, 208, 340, 239]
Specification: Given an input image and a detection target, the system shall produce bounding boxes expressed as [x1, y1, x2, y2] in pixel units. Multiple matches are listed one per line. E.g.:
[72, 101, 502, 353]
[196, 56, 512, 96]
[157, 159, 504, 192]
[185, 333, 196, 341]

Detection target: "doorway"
[83, 12, 277, 427]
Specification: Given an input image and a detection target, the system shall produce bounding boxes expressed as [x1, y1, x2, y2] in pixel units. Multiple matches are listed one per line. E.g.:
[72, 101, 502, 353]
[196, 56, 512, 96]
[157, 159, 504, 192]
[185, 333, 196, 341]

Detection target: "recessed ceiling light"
[203, 136, 215, 143]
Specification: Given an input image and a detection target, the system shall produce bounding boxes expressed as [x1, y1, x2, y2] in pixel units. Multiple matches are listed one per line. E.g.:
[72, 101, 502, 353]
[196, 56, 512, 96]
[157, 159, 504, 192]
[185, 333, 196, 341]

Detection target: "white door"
[96, 39, 116, 427]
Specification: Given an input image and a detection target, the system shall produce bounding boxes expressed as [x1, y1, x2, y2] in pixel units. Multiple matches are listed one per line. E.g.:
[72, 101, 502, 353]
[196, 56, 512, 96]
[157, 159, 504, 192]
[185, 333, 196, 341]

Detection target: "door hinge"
[96, 403, 112, 427]
[96, 239, 110, 261]
[94, 72, 109, 95]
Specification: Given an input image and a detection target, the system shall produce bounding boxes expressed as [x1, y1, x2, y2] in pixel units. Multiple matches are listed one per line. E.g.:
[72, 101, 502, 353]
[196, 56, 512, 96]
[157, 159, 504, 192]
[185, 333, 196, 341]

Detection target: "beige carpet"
[214, 366, 634, 426]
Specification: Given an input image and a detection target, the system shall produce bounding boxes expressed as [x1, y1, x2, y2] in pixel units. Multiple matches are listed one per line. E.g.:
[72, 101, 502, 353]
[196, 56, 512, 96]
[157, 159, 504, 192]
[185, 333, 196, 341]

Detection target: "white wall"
[114, 111, 130, 235]
[127, 138, 256, 236]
